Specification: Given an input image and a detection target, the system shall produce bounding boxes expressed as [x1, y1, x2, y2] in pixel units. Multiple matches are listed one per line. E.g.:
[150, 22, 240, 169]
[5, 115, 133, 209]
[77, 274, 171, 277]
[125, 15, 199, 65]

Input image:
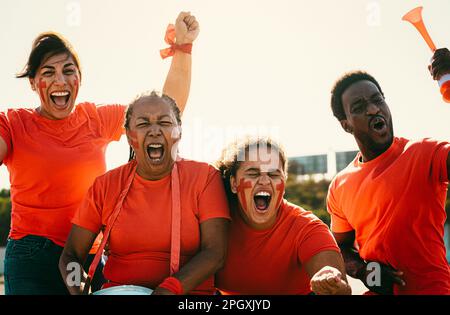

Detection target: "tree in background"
[284, 176, 331, 226]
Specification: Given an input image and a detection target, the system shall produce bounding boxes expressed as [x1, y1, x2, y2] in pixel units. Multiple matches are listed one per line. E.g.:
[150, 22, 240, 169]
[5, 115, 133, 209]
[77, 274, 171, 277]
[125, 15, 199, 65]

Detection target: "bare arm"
[333, 231, 405, 294]
[305, 250, 351, 295]
[0, 137, 7, 164]
[59, 224, 98, 295]
[162, 12, 199, 114]
[153, 218, 229, 295]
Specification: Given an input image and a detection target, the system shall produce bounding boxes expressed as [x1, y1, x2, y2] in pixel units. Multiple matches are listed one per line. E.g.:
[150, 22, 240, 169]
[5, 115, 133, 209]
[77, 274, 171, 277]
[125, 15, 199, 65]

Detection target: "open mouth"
[253, 191, 272, 212]
[369, 116, 387, 133]
[146, 143, 165, 164]
[50, 91, 71, 108]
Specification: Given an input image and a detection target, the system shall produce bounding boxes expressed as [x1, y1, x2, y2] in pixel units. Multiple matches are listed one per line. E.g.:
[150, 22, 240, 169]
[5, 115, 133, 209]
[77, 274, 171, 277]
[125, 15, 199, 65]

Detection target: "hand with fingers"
[175, 11, 200, 45]
[310, 266, 352, 295]
[363, 261, 406, 295]
[428, 47, 450, 80]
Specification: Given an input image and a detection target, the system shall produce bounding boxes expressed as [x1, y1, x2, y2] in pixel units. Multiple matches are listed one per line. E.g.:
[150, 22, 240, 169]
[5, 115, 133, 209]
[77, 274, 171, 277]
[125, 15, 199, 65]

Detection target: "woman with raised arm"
[0, 12, 199, 295]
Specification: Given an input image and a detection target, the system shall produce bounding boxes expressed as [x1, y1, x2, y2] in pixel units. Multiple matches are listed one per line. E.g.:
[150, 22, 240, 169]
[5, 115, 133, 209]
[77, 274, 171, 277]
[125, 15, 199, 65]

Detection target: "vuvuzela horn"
[402, 6, 450, 103]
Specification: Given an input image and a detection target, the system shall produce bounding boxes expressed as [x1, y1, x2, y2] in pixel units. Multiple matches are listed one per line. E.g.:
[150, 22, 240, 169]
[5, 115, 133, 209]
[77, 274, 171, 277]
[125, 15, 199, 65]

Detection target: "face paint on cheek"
[236, 178, 252, 212]
[127, 130, 138, 148]
[38, 79, 47, 103]
[73, 78, 79, 100]
[275, 182, 285, 208]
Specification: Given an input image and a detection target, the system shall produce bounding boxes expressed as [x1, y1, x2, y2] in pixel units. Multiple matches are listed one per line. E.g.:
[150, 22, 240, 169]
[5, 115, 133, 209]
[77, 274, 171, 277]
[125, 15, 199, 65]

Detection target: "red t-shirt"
[215, 200, 340, 295]
[0, 103, 125, 247]
[72, 159, 230, 294]
[327, 137, 450, 294]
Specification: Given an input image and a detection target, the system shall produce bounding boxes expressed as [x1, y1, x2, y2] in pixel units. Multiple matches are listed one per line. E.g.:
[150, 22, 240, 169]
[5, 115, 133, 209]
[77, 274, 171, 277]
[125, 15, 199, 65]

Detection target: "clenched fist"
[310, 266, 352, 295]
[175, 12, 200, 45]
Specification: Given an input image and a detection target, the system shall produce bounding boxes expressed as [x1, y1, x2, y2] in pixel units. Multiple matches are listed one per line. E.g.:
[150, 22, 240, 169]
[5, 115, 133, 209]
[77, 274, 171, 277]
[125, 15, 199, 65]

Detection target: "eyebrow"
[136, 115, 173, 121]
[40, 63, 76, 70]
[350, 92, 382, 106]
[244, 167, 281, 173]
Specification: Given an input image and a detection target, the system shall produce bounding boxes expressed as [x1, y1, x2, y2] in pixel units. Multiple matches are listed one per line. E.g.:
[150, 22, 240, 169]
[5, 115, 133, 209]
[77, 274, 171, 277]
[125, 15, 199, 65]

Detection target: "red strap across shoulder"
[170, 162, 181, 275]
[85, 159, 182, 292]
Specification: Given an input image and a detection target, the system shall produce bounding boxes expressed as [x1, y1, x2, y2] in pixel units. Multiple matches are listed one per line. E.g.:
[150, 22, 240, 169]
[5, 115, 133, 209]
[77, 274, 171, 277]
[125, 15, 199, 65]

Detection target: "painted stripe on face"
[275, 182, 285, 208]
[236, 178, 253, 212]
[127, 130, 138, 148]
[38, 79, 47, 102]
[73, 78, 79, 100]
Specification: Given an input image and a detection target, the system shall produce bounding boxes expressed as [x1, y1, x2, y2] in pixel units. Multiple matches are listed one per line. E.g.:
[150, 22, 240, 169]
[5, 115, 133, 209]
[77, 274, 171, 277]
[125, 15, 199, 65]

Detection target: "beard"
[358, 119, 394, 158]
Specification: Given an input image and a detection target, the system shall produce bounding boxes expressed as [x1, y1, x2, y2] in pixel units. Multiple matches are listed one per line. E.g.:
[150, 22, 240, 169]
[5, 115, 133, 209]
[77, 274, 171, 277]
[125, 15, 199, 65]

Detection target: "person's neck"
[357, 138, 394, 163]
[237, 204, 279, 231]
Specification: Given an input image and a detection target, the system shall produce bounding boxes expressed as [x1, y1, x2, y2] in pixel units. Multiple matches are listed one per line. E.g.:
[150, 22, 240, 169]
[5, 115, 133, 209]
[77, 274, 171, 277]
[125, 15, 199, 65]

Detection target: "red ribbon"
[160, 24, 193, 59]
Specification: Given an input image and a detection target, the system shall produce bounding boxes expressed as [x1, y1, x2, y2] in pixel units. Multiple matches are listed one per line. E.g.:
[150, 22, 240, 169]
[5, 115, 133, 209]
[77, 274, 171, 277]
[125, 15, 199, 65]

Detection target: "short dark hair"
[330, 71, 384, 121]
[215, 137, 288, 206]
[16, 31, 81, 79]
[125, 90, 182, 161]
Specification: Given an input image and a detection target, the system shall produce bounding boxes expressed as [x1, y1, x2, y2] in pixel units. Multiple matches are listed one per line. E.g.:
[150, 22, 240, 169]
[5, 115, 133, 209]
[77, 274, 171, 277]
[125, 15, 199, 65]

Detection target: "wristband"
[160, 24, 193, 59]
[157, 276, 184, 295]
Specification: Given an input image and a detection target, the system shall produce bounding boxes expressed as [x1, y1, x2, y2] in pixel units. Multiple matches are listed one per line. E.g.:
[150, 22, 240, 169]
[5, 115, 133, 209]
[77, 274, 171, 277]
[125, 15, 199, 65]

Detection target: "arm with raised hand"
[162, 12, 200, 114]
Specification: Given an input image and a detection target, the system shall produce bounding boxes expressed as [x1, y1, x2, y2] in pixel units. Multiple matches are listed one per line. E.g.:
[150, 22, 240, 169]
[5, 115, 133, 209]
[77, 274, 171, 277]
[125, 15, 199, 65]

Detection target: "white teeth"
[51, 91, 69, 96]
[148, 144, 163, 148]
[255, 191, 271, 197]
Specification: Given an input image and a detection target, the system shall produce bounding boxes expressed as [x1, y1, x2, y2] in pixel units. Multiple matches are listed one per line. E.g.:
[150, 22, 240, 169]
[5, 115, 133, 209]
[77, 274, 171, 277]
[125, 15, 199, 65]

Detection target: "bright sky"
[1, 0, 449, 189]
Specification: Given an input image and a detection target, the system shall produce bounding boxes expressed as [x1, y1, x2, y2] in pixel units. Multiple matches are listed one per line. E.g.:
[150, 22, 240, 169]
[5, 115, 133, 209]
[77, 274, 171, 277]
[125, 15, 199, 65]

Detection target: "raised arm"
[59, 224, 98, 295]
[333, 230, 405, 294]
[153, 218, 229, 295]
[162, 12, 200, 114]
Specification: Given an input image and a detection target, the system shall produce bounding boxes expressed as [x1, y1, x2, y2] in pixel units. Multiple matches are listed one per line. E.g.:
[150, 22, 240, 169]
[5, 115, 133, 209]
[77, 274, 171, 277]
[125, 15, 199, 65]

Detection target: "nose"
[257, 173, 271, 185]
[366, 101, 381, 115]
[54, 71, 67, 85]
[148, 124, 162, 136]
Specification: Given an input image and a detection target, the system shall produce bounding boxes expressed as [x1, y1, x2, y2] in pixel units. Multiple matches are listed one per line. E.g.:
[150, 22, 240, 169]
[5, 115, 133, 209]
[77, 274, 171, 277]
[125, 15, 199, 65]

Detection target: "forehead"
[238, 146, 283, 172]
[131, 97, 175, 118]
[341, 80, 381, 105]
[40, 53, 75, 68]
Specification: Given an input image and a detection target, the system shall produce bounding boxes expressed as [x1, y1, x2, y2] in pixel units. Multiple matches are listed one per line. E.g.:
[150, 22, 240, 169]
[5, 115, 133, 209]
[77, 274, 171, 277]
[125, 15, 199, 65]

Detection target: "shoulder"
[74, 102, 125, 116]
[178, 158, 220, 177]
[0, 107, 35, 120]
[403, 137, 449, 150]
[93, 161, 135, 188]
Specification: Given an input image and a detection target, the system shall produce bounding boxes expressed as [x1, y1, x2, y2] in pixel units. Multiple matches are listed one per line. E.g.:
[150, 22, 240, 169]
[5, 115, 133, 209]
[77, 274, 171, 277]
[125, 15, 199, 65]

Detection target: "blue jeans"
[4, 235, 105, 295]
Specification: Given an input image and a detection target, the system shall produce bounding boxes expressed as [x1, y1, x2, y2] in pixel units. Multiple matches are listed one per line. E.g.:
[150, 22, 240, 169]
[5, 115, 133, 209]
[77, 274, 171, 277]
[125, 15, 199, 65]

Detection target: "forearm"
[162, 50, 191, 114]
[59, 251, 87, 295]
[169, 248, 225, 294]
[339, 245, 367, 281]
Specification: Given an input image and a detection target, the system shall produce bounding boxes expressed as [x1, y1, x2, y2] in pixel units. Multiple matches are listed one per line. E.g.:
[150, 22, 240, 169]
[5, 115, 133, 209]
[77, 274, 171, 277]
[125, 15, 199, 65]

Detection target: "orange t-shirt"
[215, 200, 340, 295]
[72, 159, 230, 294]
[0, 103, 125, 247]
[327, 137, 450, 294]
